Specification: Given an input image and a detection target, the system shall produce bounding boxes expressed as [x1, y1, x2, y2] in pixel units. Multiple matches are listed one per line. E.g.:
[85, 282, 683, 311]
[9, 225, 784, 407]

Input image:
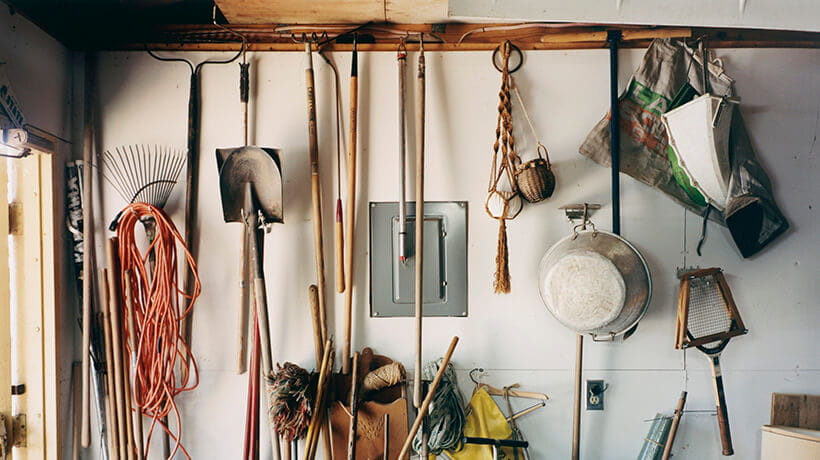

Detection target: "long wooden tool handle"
[347, 351, 360, 460]
[572, 334, 583, 460]
[711, 356, 734, 456]
[106, 238, 129, 459]
[305, 340, 333, 460]
[100, 269, 120, 460]
[335, 200, 345, 293]
[182, 71, 201, 359]
[342, 39, 359, 375]
[124, 271, 145, 460]
[398, 336, 459, 459]
[237, 226, 250, 374]
[305, 43, 329, 347]
[662, 391, 687, 460]
[413, 41, 426, 411]
[80, 54, 95, 448]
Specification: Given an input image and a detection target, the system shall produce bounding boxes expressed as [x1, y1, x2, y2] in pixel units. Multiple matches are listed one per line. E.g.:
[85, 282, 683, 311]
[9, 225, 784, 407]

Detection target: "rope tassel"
[494, 219, 511, 294]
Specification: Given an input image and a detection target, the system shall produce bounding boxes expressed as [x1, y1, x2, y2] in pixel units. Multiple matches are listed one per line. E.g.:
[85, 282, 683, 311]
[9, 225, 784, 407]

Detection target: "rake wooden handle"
[100, 269, 120, 460]
[106, 238, 128, 459]
[305, 44, 329, 350]
[398, 336, 459, 459]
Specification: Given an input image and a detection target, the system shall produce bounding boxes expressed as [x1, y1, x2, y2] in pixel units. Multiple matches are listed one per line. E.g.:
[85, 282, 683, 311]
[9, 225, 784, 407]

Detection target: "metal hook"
[469, 368, 485, 385]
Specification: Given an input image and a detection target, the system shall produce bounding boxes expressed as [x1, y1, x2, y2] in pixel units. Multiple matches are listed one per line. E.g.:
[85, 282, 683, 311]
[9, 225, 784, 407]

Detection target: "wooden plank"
[0, 159, 11, 450]
[386, 0, 448, 23]
[771, 393, 820, 430]
[39, 153, 59, 458]
[215, 0, 385, 24]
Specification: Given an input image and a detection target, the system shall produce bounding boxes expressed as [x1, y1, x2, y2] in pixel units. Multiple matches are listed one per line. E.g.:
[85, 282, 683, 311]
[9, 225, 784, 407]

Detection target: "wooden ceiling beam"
[90, 23, 820, 51]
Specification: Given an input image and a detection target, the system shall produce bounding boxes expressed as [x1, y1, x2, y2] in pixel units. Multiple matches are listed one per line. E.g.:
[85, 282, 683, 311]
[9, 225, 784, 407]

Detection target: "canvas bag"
[579, 38, 788, 258]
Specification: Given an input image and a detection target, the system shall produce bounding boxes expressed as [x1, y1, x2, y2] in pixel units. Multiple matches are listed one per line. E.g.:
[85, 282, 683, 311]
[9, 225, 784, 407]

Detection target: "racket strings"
[686, 274, 732, 341]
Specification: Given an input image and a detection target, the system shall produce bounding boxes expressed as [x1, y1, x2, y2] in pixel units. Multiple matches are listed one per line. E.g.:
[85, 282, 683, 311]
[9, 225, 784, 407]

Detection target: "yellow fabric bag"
[445, 387, 520, 459]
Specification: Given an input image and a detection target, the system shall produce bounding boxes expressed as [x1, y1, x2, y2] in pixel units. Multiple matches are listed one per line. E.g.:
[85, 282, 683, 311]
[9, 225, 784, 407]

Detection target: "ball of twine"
[362, 362, 406, 393]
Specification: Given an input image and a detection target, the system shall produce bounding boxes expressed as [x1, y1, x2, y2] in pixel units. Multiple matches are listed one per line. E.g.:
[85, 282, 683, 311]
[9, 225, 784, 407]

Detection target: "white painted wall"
[88, 45, 819, 460]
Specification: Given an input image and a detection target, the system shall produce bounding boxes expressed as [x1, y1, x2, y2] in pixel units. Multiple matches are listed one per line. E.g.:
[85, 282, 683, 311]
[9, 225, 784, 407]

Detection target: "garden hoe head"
[216, 146, 283, 224]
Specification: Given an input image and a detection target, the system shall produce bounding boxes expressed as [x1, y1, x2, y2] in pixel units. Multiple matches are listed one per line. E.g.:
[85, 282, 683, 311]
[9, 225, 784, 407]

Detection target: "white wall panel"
[91, 47, 819, 459]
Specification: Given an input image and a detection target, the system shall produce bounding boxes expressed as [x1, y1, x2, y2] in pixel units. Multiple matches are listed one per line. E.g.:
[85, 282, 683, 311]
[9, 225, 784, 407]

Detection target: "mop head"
[270, 362, 314, 442]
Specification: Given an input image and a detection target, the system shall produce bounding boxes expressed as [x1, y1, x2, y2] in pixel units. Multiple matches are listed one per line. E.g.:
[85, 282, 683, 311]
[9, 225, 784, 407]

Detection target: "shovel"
[217, 145, 283, 459]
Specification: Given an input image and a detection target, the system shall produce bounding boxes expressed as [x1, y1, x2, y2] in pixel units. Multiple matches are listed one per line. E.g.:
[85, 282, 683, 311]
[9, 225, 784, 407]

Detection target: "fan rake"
[102, 144, 186, 231]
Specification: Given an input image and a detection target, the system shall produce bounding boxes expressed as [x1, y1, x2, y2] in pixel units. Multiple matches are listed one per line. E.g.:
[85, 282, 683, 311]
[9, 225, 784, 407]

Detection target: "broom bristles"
[494, 219, 511, 294]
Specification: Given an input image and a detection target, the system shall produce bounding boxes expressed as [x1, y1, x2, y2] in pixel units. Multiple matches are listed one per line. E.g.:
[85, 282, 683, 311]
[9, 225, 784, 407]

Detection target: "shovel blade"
[217, 146, 283, 224]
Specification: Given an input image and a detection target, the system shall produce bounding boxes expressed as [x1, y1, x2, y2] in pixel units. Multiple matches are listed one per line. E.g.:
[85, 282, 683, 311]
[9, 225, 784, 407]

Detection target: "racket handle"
[712, 357, 734, 455]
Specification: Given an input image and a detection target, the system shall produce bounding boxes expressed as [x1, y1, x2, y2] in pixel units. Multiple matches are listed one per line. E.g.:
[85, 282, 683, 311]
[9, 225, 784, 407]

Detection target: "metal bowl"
[537, 229, 652, 339]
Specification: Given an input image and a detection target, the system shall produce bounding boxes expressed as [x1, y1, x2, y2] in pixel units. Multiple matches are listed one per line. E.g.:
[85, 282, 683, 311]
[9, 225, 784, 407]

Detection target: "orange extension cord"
[116, 202, 201, 459]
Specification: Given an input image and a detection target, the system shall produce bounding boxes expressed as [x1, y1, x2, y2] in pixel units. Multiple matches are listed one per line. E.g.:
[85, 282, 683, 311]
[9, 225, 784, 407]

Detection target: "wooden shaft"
[572, 334, 583, 460]
[662, 391, 687, 460]
[710, 356, 734, 456]
[335, 199, 345, 293]
[80, 53, 95, 448]
[124, 271, 144, 460]
[342, 45, 359, 375]
[305, 340, 333, 460]
[383, 413, 389, 460]
[105, 239, 128, 459]
[284, 439, 292, 460]
[398, 336, 459, 459]
[237, 228, 250, 374]
[347, 352, 361, 460]
[309, 285, 324, 366]
[101, 269, 120, 460]
[413, 44, 426, 411]
[71, 362, 82, 460]
[181, 71, 201, 361]
[305, 44, 329, 348]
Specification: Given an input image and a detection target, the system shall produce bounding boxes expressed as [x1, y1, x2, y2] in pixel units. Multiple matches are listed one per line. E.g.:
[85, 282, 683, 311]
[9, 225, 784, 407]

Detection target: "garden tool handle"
[398, 336, 459, 459]
[236, 231, 250, 374]
[342, 37, 358, 375]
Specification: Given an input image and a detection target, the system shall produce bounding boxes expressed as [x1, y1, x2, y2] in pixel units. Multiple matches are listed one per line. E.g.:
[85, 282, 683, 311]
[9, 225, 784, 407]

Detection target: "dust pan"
[216, 146, 283, 224]
[663, 95, 734, 211]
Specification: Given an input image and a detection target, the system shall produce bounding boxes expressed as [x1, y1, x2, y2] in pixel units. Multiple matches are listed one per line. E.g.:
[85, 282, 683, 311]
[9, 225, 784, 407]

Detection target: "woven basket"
[516, 146, 555, 203]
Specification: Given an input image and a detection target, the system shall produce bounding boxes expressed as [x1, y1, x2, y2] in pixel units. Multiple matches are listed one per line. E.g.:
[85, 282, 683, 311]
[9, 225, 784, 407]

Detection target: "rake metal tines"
[675, 267, 748, 350]
[102, 144, 186, 230]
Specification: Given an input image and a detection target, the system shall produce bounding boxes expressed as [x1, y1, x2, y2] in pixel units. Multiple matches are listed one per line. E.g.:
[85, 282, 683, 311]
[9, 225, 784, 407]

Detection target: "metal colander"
[538, 229, 652, 339]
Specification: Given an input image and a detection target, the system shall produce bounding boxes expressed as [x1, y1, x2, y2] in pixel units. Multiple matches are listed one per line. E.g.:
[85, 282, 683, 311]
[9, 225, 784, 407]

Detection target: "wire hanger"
[469, 368, 549, 401]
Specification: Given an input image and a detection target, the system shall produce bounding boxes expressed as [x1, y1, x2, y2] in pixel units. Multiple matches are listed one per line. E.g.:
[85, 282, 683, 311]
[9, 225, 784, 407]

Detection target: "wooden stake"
[662, 391, 687, 460]
[304, 340, 333, 460]
[398, 336, 459, 459]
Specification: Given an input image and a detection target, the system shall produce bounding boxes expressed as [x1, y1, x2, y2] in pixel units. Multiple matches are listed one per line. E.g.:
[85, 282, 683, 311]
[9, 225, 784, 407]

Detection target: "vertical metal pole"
[608, 31, 621, 236]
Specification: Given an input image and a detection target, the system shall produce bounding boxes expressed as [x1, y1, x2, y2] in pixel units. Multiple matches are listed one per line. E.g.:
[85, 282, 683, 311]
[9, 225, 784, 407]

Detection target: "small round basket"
[516, 145, 555, 203]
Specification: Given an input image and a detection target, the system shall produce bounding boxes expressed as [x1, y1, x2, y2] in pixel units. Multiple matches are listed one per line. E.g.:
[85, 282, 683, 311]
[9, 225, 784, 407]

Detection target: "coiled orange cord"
[116, 202, 201, 459]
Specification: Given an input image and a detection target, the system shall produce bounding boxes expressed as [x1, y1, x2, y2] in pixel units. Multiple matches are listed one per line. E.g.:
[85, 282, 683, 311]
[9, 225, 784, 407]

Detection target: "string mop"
[270, 362, 314, 442]
[116, 202, 201, 459]
[412, 358, 466, 455]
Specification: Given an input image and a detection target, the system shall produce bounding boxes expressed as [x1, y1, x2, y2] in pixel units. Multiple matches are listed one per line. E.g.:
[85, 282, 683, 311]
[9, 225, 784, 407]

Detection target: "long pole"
[342, 35, 359, 374]
[80, 53, 95, 448]
[662, 391, 687, 460]
[608, 31, 621, 235]
[572, 334, 583, 460]
[413, 38, 426, 410]
[398, 337, 459, 459]
[305, 43, 329, 348]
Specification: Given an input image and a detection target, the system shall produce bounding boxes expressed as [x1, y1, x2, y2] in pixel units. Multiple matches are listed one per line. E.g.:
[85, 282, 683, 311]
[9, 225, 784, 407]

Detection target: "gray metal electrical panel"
[369, 201, 468, 317]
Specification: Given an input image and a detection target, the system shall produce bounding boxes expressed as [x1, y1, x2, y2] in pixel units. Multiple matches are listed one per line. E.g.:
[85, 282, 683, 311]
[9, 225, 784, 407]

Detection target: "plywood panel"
[772, 393, 820, 430]
[216, 0, 385, 24]
[385, 0, 448, 23]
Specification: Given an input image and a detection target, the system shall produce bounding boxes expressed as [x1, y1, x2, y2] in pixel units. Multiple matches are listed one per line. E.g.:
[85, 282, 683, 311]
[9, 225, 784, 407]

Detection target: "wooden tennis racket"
[676, 268, 747, 456]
